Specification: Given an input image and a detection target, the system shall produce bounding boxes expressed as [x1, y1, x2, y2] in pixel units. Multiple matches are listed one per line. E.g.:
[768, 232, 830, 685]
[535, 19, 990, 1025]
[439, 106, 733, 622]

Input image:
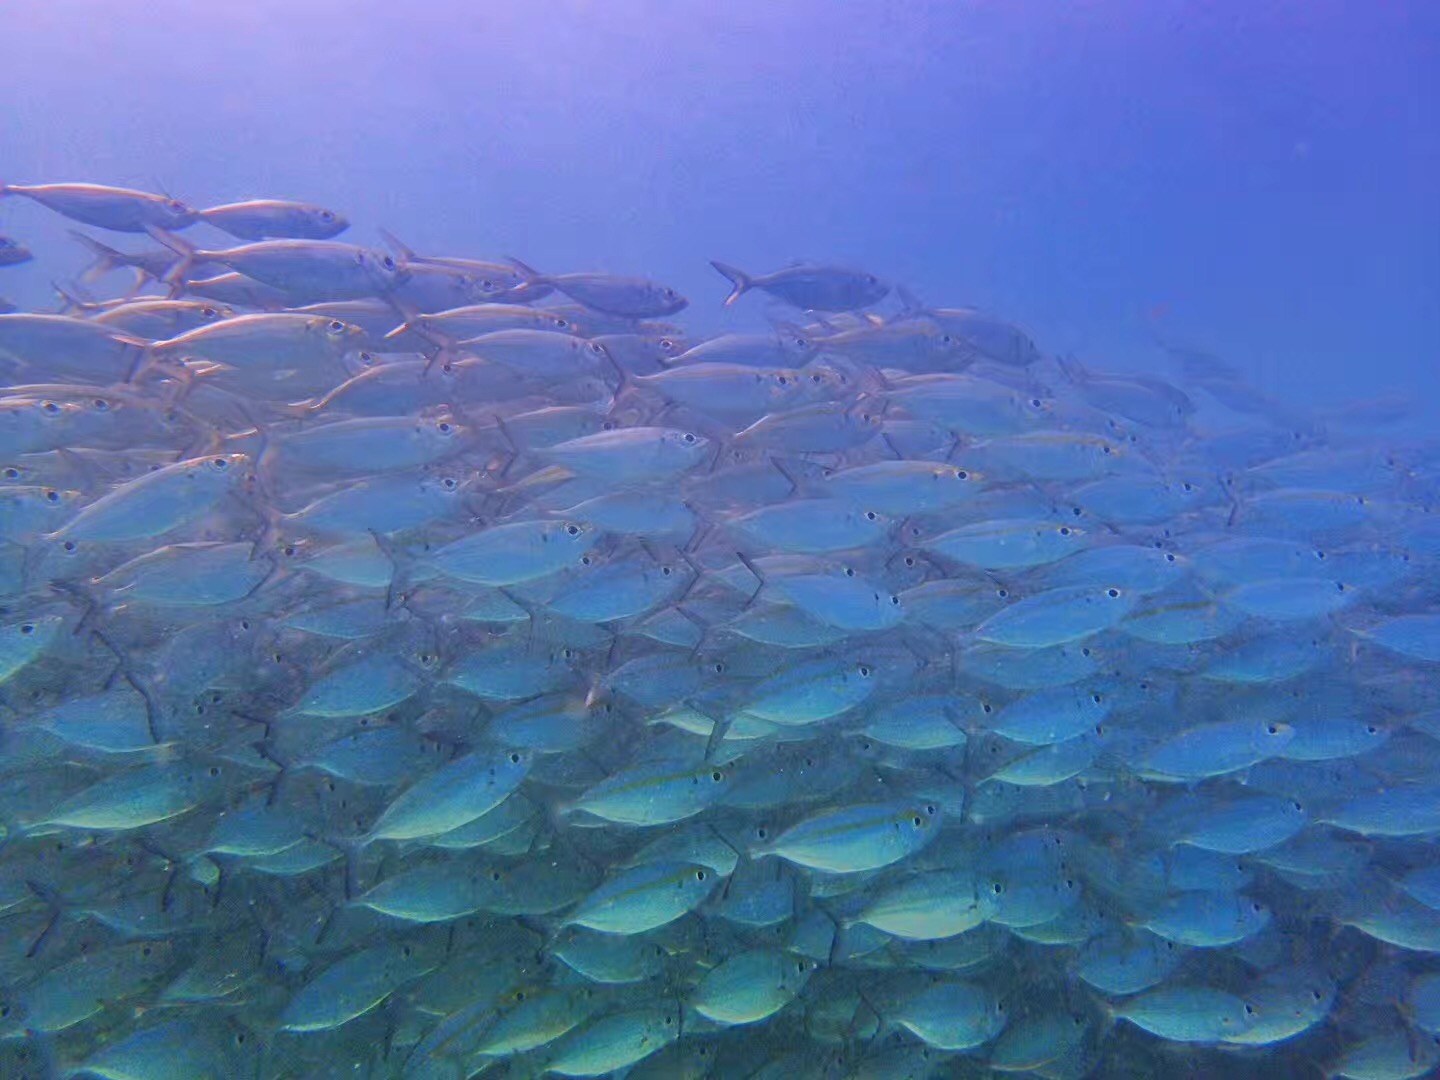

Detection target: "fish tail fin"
[382, 299, 439, 347]
[377, 227, 418, 264]
[505, 256, 546, 286]
[732, 549, 767, 606]
[709, 261, 752, 306]
[143, 224, 201, 284]
[47, 577, 101, 640]
[68, 230, 127, 283]
[1055, 352, 1090, 385]
[305, 831, 365, 899]
[50, 280, 96, 315]
[366, 528, 417, 611]
[894, 283, 929, 319]
[702, 711, 734, 763]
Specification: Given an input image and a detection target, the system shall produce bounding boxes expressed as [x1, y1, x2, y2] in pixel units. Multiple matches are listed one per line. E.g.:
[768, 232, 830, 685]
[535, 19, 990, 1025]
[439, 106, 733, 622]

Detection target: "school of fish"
[1, 180, 1439, 1079]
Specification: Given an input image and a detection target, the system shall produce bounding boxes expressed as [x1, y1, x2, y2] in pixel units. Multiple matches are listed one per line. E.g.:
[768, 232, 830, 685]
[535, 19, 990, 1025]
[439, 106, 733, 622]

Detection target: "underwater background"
[1, 2, 1440, 1079]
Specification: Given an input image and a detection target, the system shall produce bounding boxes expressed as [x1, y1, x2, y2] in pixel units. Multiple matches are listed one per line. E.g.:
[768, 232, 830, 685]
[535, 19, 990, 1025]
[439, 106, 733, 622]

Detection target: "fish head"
[363, 247, 410, 292]
[305, 205, 349, 238]
[1018, 390, 1055, 423]
[798, 361, 856, 401]
[310, 316, 369, 356]
[661, 428, 711, 463]
[192, 451, 251, 488]
[159, 196, 199, 228]
[779, 327, 818, 361]
[541, 310, 583, 334]
[414, 411, 464, 452]
[653, 283, 689, 316]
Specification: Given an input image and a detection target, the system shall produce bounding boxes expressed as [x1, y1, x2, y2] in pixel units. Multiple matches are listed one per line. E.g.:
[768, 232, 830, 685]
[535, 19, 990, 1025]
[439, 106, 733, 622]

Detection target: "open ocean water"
[0, 2, 1438, 1077]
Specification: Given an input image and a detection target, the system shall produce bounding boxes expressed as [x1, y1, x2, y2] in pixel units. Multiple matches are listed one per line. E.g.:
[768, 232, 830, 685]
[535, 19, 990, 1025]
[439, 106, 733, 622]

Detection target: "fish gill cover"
[0, 4, 1438, 1079]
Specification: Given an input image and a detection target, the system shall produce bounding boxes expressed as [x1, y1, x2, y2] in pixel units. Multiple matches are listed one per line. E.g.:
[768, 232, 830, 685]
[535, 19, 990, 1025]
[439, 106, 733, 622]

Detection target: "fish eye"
[695, 869, 707, 881]
[589, 342, 606, 355]
[581, 555, 593, 566]
[382, 255, 397, 270]
[996, 588, 1008, 598]
[1106, 588, 1120, 598]
[756, 826, 768, 839]
[19, 623, 34, 635]
[602, 420, 617, 430]
[565, 523, 581, 536]
[41, 401, 60, 414]
[711, 770, 723, 782]
[1059, 526, 1072, 536]
[320, 209, 335, 221]
[865, 510, 878, 521]
[1165, 552, 1176, 562]
[1267, 724, 1279, 734]
[63, 540, 77, 552]
[327, 319, 345, 333]
[661, 565, 672, 576]
[1091, 692, 1103, 704]
[683, 432, 697, 443]
[168, 199, 187, 211]
[663, 288, 676, 298]
[207, 766, 220, 777]
[437, 421, 453, 433]
[509, 752, 521, 763]
[925, 804, 937, 814]
[211, 457, 229, 470]
[45, 489, 60, 503]
[912, 815, 923, 826]
[442, 477, 457, 490]
[858, 665, 872, 677]
[92, 397, 110, 411]
[1102, 445, 1113, 454]
[3, 468, 18, 479]
[712, 661, 726, 674]
[890, 595, 900, 605]
[1030, 397, 1042, 407]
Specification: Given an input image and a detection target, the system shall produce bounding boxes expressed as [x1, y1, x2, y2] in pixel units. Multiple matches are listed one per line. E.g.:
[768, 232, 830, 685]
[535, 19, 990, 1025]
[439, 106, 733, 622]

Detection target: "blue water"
[3, 1, 1436, 415]
[3, 4, 1440, 1078]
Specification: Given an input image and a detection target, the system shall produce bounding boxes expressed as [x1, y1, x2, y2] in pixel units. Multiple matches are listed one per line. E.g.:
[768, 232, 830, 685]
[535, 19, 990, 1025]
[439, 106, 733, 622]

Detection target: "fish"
[710, 260, 890, 311]
[508, 259, 688, 318]
[0, 180, 197, 232]
[198, 198, 349, 240]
